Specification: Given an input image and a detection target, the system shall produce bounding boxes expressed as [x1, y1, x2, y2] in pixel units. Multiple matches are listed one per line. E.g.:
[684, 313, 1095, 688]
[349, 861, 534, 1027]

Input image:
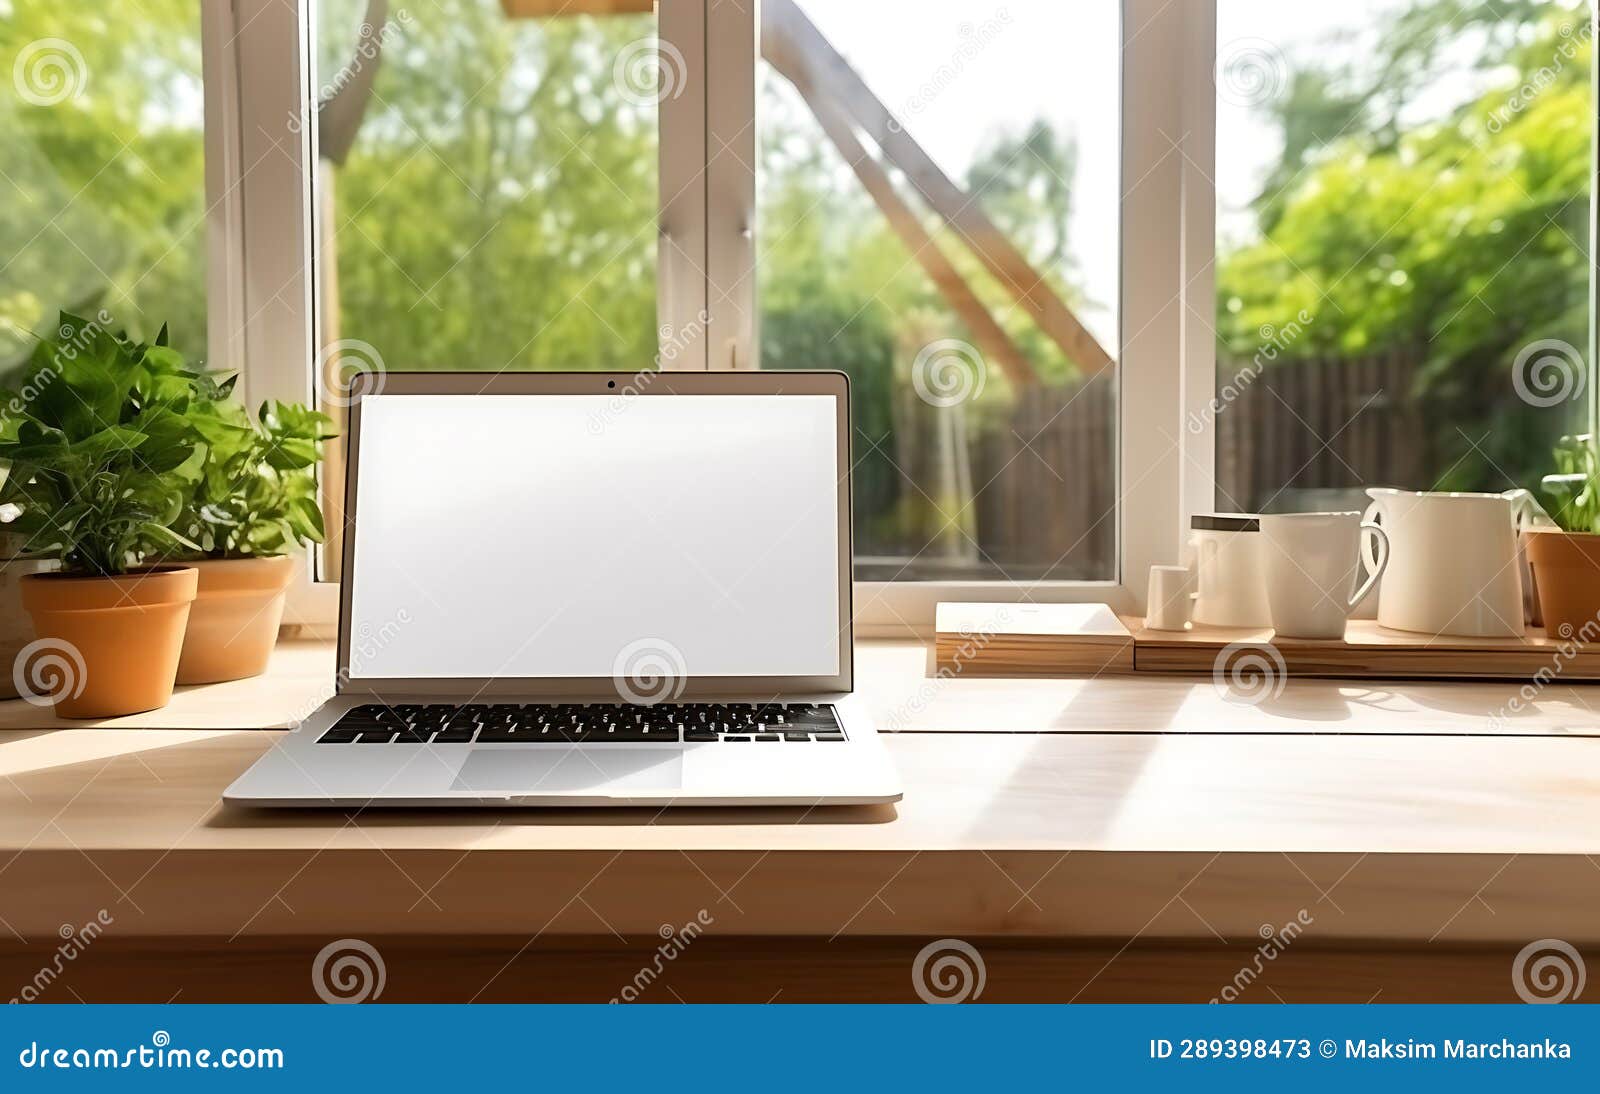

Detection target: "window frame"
[839, 0, 1211, 632]
[221, 0, 1214, 633]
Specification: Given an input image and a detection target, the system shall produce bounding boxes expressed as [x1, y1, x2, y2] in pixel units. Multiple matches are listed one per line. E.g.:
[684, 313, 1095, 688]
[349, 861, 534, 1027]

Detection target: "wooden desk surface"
[2, 640, 1598, 949]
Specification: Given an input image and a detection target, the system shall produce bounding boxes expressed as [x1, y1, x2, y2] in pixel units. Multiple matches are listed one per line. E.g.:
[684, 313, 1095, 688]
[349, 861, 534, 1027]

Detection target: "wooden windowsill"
[1, 638, 1597, 947]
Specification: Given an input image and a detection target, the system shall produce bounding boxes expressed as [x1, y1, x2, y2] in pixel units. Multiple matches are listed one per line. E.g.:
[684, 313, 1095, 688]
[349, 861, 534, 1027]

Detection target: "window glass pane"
[313, 0, 670, 573]
[1215, 0, 1593, 513]
[757, 0, 1120, 581]
[0, 2, 207, 364]
[314, 0, 661, 381]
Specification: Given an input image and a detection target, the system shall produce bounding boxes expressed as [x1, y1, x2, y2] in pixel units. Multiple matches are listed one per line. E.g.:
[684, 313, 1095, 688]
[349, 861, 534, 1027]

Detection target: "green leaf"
[263, 437, 320, 470]
[141, 522, 201, 553]
[71, 425, 149, 462]
[286, 495, 326, 543]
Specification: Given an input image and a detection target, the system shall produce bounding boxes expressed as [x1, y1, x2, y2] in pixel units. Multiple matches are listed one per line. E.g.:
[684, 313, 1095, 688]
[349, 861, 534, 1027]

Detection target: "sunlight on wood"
[0, 728, 242, 780]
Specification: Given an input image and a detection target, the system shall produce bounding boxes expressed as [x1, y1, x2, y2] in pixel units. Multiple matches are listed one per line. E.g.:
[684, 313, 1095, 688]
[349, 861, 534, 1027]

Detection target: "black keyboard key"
[592, 726, 679, 742]
[476, 725, 531, 743]
[326, 702, 838, 744]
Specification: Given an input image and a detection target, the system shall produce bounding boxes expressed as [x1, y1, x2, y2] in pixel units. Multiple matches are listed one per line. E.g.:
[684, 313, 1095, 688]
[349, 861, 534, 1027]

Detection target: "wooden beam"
[318, 0, 390, 165]
[499, 0, 1111, 378]
[768, 36, 1037, 387]
[0, 937, 1547, 1003]
[764, 0, 1115, 378]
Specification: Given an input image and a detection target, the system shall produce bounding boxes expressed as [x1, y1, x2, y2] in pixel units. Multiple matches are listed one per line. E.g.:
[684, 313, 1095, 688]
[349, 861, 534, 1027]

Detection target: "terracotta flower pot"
[18, 566, 198, 718]
[176, 555, 298, 685]
[1525, 529, 1600, 642]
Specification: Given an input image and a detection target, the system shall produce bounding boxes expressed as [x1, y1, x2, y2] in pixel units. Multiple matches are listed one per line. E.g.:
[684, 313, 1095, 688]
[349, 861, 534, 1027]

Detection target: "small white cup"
[1146, 565, 1195, 631]
[1260, 512, 1390, 639]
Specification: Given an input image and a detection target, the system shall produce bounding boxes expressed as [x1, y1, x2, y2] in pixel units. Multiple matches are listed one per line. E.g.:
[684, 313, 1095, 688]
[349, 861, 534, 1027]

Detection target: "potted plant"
[167, 390, 334, 684]
[0, 313, 205, 717]
[1527, 432, 1600, 640]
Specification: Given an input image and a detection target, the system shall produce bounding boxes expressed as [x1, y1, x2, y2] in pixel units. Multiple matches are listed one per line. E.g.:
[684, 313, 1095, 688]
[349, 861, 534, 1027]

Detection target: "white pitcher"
[1361, 488, 1533, 637]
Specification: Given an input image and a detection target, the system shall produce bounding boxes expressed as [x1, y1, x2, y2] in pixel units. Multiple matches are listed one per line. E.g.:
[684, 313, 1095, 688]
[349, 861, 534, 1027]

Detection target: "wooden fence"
[871, 353, 1420, 580]
[1214, 350, 1422, 514]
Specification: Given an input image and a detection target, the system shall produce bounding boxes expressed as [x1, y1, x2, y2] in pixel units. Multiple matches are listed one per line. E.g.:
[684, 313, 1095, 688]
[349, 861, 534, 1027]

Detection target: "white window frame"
[218, 0, 1208, 634]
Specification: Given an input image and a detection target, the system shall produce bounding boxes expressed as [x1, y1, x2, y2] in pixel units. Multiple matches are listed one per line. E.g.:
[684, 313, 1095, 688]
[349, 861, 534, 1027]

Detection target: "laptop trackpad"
[452, 749, 683, 794]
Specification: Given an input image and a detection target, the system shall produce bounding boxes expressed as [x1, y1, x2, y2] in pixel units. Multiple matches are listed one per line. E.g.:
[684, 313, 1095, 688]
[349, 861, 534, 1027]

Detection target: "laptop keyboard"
[315, 702, 846, 745]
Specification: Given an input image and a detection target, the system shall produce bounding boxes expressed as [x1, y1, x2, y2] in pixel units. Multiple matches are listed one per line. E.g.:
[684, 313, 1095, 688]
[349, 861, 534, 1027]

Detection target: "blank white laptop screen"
[346, 393, 842, 680]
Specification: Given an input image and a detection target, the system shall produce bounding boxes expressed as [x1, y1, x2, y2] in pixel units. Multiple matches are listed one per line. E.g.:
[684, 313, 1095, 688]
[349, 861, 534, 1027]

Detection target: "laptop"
[224, 370, 902, 807]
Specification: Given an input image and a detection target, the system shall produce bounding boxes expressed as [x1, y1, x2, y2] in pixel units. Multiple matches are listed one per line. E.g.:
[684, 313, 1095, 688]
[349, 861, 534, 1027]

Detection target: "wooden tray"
[933, 602, 1600, 681]
[1134, 619, 1600, 680]
[933, 603, 1133, 675]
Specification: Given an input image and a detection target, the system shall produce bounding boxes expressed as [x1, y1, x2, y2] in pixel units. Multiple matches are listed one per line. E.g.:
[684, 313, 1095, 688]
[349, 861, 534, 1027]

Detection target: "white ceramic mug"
[1362, 488, 1531, 637]
[1261, 512, 1390, 639]
[1189, 515, 1272, 628]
